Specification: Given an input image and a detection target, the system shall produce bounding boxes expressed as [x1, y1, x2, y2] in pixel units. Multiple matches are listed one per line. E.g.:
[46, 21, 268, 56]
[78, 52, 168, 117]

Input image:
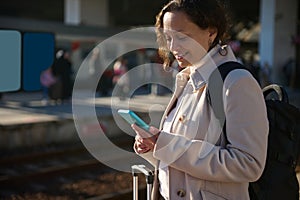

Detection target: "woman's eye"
[178, 36, 187, 41]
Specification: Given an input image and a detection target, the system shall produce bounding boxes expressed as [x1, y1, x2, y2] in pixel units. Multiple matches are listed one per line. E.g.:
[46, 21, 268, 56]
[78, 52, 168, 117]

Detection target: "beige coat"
[138, 45, 269, 200]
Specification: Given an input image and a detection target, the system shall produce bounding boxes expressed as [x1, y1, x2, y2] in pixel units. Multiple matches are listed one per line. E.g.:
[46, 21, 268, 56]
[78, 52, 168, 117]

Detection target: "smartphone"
[117, 109, 150, 131]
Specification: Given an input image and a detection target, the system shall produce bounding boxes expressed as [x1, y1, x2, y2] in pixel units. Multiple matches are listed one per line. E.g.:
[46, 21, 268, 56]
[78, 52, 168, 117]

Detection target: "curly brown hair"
[155, 0, 232, 68]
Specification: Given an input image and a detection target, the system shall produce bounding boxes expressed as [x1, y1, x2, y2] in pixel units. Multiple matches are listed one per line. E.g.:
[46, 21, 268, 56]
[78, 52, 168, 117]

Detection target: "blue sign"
[22, 32, 55, 91]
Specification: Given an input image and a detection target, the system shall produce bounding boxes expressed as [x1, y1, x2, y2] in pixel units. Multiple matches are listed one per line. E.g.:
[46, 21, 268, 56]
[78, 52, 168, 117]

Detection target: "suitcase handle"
[132, 165, 154, 200]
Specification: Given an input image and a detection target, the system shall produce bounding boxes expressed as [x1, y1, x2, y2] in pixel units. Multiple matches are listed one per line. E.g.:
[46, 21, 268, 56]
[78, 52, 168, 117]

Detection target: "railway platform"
[1, 86, 300, 150]
[0, 90, 171, 150]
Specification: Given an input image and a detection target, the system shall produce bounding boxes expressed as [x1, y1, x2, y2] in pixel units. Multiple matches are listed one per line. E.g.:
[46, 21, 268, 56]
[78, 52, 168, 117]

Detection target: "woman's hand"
[132, 124, 160, 154]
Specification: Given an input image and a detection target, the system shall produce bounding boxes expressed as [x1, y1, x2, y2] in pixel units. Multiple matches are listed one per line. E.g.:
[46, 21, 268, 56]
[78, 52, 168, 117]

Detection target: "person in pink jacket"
[132, 0, 269, 199]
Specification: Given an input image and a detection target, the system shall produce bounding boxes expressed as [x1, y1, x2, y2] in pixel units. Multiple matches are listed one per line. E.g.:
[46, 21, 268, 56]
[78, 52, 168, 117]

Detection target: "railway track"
[0, 150, 100, 187]
[0, 135, 143, 200]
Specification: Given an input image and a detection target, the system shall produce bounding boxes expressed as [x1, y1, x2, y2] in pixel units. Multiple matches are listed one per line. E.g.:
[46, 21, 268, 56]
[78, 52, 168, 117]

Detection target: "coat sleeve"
[153, 73, 269, 182]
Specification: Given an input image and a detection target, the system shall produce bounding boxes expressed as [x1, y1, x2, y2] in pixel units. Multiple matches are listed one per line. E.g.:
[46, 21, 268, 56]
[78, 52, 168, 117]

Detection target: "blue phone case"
[118, 109, 150, 131]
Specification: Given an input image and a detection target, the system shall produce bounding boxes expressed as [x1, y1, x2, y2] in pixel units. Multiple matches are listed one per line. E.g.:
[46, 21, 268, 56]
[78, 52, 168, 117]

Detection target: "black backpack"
[207, 61, 300, 200]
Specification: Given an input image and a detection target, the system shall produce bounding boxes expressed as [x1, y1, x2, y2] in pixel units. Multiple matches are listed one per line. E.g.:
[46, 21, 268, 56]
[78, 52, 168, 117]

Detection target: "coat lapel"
[159, 68, 190, 129]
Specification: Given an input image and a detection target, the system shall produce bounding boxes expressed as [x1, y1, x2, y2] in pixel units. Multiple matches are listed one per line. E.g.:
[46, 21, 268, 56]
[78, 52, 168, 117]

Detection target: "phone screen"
[118, 109, 150, 131]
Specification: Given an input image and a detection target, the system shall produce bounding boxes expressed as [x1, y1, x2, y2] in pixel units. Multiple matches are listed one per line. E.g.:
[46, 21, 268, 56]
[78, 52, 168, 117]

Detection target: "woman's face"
[163, 11, 217, 68]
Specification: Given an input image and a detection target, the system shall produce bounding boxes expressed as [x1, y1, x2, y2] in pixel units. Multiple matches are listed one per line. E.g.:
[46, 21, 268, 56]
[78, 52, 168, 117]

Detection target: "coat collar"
[189, 44, 238, 92]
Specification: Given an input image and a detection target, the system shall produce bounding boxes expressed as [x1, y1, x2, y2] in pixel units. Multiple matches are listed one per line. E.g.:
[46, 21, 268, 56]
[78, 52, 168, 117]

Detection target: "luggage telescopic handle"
[132, 165, 154, 184]
[132, 165, 154, 200]
[262, 84, 289, 103]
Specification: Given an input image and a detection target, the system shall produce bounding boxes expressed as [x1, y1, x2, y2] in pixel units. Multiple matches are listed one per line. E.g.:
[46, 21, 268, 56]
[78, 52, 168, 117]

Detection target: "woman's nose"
[169, 38, 180, 52]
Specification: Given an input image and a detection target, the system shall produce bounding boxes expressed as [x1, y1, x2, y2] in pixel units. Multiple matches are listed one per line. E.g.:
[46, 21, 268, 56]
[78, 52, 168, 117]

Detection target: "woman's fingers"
[132, 124, 161, 153]
[135, 140, 151, 153]
[137, 136, 154, 147]
[131, 124, 152, 138]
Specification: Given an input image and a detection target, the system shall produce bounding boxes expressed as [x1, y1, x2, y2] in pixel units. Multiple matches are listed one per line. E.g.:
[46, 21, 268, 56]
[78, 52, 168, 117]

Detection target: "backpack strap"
[207, 61, 247, 126]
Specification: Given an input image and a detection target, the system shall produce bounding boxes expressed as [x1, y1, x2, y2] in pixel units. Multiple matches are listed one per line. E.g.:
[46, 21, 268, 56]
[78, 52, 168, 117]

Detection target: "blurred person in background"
[50, 49, 73, 102]
[112, 57, 129, 100]
[40, 65, 57, 104]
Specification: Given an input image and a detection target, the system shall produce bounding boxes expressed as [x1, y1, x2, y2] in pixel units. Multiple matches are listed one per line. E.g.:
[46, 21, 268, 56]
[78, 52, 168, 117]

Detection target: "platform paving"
[0, 92, 171, 125]
[0, 91, 171, 149]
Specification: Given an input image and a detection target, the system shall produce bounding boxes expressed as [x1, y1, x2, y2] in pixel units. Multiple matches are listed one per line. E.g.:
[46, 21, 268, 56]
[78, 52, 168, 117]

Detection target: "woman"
[132, 0, 269, 199]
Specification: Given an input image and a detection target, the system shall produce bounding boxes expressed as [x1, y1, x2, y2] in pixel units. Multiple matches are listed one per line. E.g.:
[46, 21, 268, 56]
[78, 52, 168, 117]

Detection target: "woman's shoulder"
[224, 66, 259, 88]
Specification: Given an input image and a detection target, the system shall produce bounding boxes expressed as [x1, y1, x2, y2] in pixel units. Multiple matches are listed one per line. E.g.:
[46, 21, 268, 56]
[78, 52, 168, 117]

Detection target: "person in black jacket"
[51, 49, 73, 101]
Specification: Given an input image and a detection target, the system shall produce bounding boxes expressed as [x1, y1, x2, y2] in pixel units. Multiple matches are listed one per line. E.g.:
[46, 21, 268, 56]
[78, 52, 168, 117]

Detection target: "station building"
[0, 0, 299, 89]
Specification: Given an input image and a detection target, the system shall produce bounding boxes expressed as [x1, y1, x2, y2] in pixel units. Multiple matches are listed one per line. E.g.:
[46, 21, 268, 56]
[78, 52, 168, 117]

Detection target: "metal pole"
[146, 183, 153, 200]
[133, 175, 138, 200]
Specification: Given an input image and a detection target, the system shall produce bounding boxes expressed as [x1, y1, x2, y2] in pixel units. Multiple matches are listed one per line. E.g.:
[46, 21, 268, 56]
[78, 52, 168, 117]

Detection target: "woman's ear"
[208, 27, 217, 39]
